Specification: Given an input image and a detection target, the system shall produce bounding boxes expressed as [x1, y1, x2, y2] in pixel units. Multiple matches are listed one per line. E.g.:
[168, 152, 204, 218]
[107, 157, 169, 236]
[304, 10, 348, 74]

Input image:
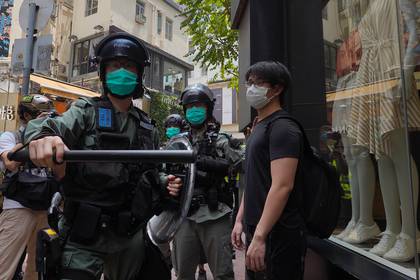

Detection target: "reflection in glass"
[163, 61, 185, 95]
[323, 0, 420, 269]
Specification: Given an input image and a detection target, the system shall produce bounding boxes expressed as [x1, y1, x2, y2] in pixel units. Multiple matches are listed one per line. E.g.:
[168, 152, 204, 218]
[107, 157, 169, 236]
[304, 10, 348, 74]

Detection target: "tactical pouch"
[69, 204, 101, 245]
[97, 132, 130, 150]
[131, 170, 155, 223]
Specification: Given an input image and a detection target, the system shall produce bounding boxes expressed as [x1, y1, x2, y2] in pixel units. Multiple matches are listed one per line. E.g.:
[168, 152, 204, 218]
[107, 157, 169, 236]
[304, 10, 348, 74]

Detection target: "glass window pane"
[157, 11, 162, 34]
[322, 0, 420, 277]
[163, 60, 184, 95]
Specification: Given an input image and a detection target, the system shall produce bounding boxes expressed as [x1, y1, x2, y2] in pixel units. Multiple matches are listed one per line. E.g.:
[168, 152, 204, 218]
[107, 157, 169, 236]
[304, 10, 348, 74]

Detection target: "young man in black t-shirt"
[231, 61, 306, 280]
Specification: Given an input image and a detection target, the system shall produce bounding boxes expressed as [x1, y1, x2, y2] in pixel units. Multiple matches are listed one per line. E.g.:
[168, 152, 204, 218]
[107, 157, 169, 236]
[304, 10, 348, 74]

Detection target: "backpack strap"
[264, 114, 313, 156]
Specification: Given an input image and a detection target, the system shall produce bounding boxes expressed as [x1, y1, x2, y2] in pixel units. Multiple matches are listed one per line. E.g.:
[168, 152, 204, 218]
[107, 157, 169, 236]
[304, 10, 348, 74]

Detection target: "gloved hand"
[196, 156, 229, 175]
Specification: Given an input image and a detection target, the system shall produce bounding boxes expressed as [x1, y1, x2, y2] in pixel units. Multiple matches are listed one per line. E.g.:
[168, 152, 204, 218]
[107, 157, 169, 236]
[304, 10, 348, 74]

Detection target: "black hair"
[245, 61, 291, 106]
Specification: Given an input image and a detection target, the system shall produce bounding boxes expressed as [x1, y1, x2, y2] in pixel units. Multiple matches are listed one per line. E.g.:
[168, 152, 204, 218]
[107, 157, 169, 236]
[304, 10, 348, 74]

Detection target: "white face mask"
[246, 84, 275, 109]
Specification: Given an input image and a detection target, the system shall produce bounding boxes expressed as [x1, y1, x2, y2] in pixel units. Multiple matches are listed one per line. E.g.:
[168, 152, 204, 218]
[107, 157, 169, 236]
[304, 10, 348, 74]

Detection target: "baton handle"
[8, 149, 196, 163]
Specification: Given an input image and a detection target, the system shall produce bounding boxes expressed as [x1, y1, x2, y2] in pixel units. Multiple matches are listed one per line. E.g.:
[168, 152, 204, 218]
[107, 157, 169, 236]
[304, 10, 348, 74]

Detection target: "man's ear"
[273, 84, 284, 95]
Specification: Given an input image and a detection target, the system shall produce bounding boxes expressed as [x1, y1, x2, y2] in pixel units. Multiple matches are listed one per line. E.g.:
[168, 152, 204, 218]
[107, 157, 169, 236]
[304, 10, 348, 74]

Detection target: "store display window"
[322, 0, 420, 277]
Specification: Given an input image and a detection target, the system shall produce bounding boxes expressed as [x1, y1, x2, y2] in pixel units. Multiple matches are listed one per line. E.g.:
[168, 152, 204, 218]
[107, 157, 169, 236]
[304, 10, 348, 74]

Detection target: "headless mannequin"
[335, 136, 379, 243]
[369, 0, 420, 261]
[371, 129, 419, 261]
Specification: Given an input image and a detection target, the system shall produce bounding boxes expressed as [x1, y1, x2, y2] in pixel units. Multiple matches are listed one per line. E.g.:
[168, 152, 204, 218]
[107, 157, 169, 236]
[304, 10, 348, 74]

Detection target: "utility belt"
[64, 200, 145, 245]
[188, 184, 231, 216]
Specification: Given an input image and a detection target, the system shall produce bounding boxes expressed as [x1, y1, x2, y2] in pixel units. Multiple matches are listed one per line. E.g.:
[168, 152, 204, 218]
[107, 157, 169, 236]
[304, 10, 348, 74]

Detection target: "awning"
[30, 73, 100, 100]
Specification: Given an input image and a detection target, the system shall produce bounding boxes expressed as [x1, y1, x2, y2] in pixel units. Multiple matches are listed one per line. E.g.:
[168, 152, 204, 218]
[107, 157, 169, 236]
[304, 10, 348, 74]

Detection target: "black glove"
[196, 156, 229, 175]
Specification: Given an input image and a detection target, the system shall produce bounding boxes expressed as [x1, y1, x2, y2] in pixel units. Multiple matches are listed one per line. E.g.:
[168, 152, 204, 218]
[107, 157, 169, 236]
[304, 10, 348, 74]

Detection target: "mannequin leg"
[370, 155, 400, 256]
[336, 136, 360, 239]
[384, 129, 420, 262]
[344, 145, 380, 244]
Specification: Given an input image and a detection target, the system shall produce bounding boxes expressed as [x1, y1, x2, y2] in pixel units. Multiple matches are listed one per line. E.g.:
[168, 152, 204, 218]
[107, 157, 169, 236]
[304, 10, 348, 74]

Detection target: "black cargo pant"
[245, 225, 306, 280]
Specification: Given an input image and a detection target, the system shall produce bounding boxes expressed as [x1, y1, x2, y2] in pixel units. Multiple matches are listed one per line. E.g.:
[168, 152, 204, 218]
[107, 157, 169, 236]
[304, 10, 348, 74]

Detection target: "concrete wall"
[72, 0, 188, 63]
[72, 0, 111, 39]
[9, 0, 73, 79]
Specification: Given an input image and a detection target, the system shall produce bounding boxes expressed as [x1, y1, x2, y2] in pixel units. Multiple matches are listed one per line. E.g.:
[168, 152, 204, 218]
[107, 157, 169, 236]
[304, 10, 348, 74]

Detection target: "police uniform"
[24, 33, 170, 280]
[173, 84, 242, 280]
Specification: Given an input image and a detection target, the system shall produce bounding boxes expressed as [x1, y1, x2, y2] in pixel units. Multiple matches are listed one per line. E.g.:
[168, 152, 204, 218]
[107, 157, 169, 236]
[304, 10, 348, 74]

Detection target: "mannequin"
[369, 0, 420, 261]
[335, 136, 380, 243]
[347, 0, 420, 262]
[331, 1, 380, 243]
[332, 74, 380, 243]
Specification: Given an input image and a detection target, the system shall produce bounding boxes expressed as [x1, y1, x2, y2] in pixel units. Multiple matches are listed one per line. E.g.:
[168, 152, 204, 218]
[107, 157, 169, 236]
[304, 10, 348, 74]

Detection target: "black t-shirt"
[244, 110, 305, 230]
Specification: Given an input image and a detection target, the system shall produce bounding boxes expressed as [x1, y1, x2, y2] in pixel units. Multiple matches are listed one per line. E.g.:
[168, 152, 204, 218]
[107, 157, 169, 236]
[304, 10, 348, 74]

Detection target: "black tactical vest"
[63, 97, 158, 213]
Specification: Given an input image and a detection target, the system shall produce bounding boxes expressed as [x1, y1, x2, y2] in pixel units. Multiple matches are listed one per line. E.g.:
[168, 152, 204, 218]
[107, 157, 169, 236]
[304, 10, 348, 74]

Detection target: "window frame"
[85, 0, 98, 17]
[165, 17, 173, 41]
[157, 11, 162, 34]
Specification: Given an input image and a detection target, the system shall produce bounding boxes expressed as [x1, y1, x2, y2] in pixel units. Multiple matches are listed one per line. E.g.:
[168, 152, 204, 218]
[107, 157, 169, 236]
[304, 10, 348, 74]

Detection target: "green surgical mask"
[186, 106, 207, 125]
[166, 127, 181, 139]
[106, 68, 138, 96]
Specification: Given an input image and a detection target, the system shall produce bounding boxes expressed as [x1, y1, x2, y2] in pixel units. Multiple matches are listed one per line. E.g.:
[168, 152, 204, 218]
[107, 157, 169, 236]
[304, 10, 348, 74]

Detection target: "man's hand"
[167, 174, 182, 197]
[246, 235, 266, 272]
[28, 136, 68, 180]
[231, 221, 245, 250]
[1, 143, 24, 172]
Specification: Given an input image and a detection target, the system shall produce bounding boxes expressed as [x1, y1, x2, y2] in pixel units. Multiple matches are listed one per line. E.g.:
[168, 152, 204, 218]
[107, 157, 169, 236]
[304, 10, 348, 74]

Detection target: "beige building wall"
[72, 0, 189, 63]
[71, 0, 111, 39]
[8, 0, 74, 79]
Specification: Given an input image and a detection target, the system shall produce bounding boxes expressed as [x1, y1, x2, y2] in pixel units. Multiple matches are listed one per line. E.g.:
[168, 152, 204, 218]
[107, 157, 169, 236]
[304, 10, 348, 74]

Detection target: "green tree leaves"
[178, 0, 239, 89]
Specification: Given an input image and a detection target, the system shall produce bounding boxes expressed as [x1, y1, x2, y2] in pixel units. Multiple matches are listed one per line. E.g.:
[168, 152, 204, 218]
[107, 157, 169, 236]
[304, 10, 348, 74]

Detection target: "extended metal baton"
[8, 149, 196, 163]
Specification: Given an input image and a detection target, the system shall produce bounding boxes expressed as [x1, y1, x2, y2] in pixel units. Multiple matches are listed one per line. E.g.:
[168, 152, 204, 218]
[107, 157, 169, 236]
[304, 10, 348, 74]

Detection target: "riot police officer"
[173, 84, 242, 280]
[23, 32, 182, 280]
[164, 114, 187, 140]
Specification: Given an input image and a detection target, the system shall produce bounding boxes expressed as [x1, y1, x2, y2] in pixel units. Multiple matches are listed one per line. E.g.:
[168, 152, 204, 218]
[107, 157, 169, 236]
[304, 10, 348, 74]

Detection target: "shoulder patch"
[74, 97, 94, 108]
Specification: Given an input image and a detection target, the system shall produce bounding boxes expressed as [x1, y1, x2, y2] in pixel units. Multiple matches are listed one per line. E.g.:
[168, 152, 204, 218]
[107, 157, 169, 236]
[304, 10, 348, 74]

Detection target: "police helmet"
[18, 94, 54, 120]
[95, 32, 150, 98]
[180, 83, 215, 116]
[164, 114, 187, 129]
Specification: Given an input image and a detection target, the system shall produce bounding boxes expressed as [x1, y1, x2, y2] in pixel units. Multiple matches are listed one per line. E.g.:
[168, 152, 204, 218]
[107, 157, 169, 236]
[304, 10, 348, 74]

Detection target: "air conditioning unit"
[135, 14, 146, 24]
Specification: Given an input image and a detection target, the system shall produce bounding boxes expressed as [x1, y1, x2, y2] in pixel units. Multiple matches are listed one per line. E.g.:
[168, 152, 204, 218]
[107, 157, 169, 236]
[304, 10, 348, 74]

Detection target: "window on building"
[72, 36, 102, 77]
[157, 11, 162, 34]
[135, 1, 146, 22]
[85, 0, 98, 16]
[163, 61, 185, 95]
[188, 70, 192, 79]
[152, 54, 162, 90]
[323, 41, 337, 92]
[188, 39, 195, 55]
[165, 18, 173, 41]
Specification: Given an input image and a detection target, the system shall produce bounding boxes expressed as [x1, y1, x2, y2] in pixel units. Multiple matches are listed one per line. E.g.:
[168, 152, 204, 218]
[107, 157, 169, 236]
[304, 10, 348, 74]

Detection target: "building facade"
[69, 0, 193, 95]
